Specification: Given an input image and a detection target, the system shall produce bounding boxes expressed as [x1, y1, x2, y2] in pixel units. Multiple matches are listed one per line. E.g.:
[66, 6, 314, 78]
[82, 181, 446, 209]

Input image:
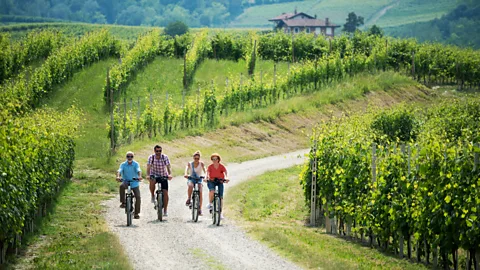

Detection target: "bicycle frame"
[123, 178, 138, 226]
[210, 178, 224, 226]
[151, 175, 168, 221]
[188, 176, 204, 222]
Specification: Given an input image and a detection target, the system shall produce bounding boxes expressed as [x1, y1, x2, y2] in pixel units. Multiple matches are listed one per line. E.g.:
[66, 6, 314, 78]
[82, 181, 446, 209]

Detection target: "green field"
[230, 0, 457, 29]
[225, 167, 427, 270]
[121, 57, 291, 109]
[375, 0, 458, 27]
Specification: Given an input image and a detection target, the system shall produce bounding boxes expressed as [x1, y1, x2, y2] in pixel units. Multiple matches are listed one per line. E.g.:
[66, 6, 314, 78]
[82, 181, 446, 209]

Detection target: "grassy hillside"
[384, 3, 480, 49]
[374, 0, 458, 27]
[230, 0, 458, 29]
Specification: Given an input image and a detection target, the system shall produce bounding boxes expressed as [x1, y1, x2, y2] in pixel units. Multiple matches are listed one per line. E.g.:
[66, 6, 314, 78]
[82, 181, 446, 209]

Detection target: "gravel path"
[104, 149, 308, 270]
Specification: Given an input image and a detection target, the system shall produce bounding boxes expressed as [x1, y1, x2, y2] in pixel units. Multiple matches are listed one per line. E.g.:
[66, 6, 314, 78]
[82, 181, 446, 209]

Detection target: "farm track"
[104, 150, 308, 270]
[365, 0, 401, 27]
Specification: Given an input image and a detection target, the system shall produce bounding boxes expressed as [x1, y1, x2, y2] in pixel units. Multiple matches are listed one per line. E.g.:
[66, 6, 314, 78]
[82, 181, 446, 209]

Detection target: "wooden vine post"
[310, 140, 318, 226]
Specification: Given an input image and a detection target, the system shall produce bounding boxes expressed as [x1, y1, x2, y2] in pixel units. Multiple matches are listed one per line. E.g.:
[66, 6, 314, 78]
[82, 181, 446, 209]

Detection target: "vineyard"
[107, 31, 480, 150]
[0, 25, 479, 267]
[301, 98, 480, 269]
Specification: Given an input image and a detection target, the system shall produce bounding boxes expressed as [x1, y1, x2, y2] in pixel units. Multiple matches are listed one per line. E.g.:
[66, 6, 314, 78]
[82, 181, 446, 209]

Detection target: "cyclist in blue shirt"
[116, 151, 143, 219]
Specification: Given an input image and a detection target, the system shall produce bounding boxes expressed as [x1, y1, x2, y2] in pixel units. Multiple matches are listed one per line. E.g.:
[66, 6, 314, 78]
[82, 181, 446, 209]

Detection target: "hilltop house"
[269, 10, 340, 37]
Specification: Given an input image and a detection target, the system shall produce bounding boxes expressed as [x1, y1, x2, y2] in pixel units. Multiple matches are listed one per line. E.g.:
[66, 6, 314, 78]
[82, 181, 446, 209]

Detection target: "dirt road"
[104, 149, 308, 270]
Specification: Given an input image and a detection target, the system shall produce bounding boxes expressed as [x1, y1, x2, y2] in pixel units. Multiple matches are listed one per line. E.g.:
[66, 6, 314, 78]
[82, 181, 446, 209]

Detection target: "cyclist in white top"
[184, 151, 206, 215]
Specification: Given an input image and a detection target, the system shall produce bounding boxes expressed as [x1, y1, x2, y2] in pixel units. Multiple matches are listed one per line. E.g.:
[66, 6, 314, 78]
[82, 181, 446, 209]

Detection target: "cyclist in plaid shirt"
[147, 145, 173, 216]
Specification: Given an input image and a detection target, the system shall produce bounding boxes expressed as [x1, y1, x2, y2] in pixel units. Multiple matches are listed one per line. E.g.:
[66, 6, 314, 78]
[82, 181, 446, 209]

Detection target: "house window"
[326, 27, 332, 35]
[315, 27, 321, 35]
[306, 28, 310, 33]
[294, 27, 299, 33]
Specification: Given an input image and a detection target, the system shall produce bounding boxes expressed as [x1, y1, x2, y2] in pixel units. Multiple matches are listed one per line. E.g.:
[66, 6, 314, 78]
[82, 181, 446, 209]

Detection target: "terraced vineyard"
[1, 26, 479, 268]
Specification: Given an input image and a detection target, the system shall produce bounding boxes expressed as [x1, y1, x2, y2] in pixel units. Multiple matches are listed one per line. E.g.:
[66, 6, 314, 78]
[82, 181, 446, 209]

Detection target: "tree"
[343, 12, 364, 33]
[116, 5, 146, 25]
[368, 24, 383, 37]
[164, 21, 189, 37]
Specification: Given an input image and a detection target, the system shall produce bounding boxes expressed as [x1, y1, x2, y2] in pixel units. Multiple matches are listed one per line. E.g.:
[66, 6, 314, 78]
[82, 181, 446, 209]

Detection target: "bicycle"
[151, 175, 168, 221]
[209, 178, 228, 226]
[188, 176, 204, 222]
[123, 178, 139, 226]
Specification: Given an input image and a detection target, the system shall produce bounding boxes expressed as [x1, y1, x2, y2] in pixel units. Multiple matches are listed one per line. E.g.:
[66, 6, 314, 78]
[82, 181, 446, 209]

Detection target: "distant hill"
[0, 0, 459, 29]
[229, 0, 458, 28]
[385, 3, 480, 49]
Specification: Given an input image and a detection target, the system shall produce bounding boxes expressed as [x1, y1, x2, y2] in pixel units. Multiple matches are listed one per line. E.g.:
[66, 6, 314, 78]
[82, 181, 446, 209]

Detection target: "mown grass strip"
[14, 171, 131, 269]
[225, 167, 427, 270]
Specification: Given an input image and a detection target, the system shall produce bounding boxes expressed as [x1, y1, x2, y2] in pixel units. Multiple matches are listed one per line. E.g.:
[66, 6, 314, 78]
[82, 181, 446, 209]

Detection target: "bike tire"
[212, 195, 219, 225]
[126, 196, 132, 226]
[192, 192, 199, 222]
[157, 192, 163, 221]
[215, 196, 221, 226]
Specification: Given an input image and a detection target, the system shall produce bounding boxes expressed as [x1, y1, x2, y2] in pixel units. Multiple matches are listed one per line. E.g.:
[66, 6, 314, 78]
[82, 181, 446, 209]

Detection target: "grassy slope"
[17, 54, 432, 268]
[225, 167, 427, 270]
[375, 0, 458, 27]
[230, 0, 456, 29]
[13, 171, 131, 269]
[42, 58, 116, 166]
[122, 57, 290, 109]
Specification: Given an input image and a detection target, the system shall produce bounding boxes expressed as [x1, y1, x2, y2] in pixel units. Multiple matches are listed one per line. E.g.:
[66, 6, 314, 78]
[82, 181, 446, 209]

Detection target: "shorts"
[207, 181, 224, 198]
[150, 176, 168, 191]
[187, 177, 203, 185]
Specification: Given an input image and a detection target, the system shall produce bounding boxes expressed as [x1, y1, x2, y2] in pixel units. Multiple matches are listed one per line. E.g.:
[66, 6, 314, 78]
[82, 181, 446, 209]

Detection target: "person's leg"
[187, 181, 193, 204]
[207, 181, 215, 205]
[198, 183, 203, 209]
[219, 183, 224, 210]
[149, 179, 155, 201]
[133, 187, 141, 215]
[119, 183, 126, 204]
[162, 179, 169, 213]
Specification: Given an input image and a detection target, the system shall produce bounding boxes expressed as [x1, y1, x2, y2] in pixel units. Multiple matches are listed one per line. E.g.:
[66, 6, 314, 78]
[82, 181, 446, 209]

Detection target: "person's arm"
[136, 163, 143, 181]
[223, 166, 229, 183]
[146, 156, 151, 177]
[206, 165, 210, 181]
[201, 162, 206, 175]
[116, 164, 122, 182]
[184, 163, 190, 178]
[166, 156, 172, 180]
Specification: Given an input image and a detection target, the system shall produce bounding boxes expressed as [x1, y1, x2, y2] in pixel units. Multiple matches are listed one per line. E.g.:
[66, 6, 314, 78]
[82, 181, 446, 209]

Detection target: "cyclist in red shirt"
[206, 153, 229, 218]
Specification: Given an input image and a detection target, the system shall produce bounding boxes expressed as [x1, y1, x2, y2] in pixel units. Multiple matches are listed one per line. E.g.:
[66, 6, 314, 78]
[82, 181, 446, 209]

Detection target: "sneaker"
[221, 214, 224, 220]
[199, 210, 203, 216]
[151, 197, 155, 203]
[134, 214, 140, 219]
[163, 211, 168, 217]
[119, 203, 126, 208]
[206, 203, 212, 210]
[185, 199, 191, 206]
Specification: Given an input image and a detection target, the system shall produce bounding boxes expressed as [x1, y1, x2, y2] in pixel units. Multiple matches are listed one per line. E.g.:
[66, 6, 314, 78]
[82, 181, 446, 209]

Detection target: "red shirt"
[207, 164, 226, 179]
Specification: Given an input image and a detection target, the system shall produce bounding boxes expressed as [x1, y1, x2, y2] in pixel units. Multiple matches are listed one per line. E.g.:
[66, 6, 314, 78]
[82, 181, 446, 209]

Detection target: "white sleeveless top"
[190, 162, 204, 177]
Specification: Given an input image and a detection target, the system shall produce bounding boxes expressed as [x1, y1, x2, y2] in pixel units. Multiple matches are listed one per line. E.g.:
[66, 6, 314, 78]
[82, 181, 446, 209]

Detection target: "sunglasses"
[155, 150, 162, 153]
[211, 158, 218, 161]
[194, 157, 200, 160]
[126, 156, 133, 158]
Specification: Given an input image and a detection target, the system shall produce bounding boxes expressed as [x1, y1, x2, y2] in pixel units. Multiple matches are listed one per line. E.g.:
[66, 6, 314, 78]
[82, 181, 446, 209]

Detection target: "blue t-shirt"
[118, 160, 141, 188]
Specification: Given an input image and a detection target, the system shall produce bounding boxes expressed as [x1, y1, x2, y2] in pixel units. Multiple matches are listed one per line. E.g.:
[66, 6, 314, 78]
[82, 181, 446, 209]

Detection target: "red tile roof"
[281, 18, 339, 27]
[269, 12, 314, 21]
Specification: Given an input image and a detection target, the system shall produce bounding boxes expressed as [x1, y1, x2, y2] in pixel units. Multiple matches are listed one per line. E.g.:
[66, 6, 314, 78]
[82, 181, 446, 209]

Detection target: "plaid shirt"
[148, 154, 170, 177]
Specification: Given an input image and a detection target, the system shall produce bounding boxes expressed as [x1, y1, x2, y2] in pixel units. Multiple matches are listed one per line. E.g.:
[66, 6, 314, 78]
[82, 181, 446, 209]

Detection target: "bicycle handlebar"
[187, 176, 205, 181]
[121, 178, 140, 183]
[208, 178, 228, 183]
[150, 175, 169, 182]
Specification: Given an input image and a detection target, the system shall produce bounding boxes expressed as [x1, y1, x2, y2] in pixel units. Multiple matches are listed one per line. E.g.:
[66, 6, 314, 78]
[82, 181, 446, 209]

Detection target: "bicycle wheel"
[192, 191, 199, 222]
[213, 195, 220, 226]
[157, 191, 163, 221]
[126, 196, 132, 226]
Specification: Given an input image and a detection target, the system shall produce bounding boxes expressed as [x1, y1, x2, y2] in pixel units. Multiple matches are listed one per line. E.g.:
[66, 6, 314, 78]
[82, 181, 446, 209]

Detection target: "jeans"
[120, 183, 141, 215]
